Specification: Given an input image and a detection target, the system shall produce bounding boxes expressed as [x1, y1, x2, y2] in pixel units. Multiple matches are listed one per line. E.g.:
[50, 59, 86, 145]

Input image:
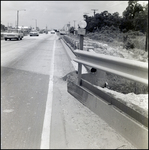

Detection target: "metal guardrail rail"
[62, 35, 79, 49]
[62, 36, 148, 147]
[73, 49, 148, 85]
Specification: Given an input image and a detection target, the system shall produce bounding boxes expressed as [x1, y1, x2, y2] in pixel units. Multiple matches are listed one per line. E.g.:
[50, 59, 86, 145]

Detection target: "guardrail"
[63, 36, 148, 148]
[62, 35, 79, 49]
[73, 49, 148, 86]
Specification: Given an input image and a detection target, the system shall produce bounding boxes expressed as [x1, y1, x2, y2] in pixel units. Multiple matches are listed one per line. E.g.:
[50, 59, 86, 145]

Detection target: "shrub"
[122, 28, 127, 33]
[85, 27, 146, 51]
[132, 38, 145, 50]
[107, 37, 114, 42]
[124, 41, 135, 49]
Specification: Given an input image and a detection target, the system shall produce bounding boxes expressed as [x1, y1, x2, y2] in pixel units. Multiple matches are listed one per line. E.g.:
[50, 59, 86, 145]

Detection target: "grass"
[85, 29, 146, 51]
[69, 28, 147, 52]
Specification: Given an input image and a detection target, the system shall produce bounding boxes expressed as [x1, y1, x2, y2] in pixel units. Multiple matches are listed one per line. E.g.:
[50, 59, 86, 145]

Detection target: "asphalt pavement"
[1, 33, 136, 149]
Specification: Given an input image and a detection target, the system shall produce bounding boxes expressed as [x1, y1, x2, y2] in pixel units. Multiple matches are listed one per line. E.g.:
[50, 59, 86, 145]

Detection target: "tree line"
[69, 1, 148, 34]
[84, 1, 148, 33]
[1, 24, 6, 31]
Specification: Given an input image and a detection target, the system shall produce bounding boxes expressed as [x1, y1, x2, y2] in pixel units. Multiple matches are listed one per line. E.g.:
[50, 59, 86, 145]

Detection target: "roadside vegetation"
[69, 1, 148, 52]
[85, 27, 146, 50]
[67, 1, 148, 94]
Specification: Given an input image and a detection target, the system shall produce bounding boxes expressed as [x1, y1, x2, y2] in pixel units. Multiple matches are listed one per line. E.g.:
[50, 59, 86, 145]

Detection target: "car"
[30, 30, 39, 36]
[50, 30, 55, 34]
[4, 29, 24, 41]
[39, 30, 44, 34]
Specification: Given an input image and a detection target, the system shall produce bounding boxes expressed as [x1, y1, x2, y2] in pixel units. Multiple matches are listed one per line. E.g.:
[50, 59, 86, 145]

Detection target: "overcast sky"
[1, 1, 148, 30]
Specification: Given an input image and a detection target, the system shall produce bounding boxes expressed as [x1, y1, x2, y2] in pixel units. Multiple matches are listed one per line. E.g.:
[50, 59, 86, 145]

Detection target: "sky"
[1, 1, 148, 30]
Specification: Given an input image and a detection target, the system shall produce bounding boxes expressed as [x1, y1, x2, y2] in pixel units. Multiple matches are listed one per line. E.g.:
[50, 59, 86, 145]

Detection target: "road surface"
[1, 32, 136, 149]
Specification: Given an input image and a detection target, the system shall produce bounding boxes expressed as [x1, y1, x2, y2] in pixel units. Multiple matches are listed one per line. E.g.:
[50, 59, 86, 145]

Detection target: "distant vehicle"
[39, 30, 44, 34]
[45, 30, 48, 34]
[4, 29, 24, 41]
[50, 30, 55, 34]
[29, 30, 39, 36]
[59, 30, 67, 35]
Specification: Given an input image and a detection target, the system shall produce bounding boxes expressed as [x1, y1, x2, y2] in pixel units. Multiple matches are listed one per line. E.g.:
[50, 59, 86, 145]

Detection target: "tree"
[121, 0, 146, 32]
[112, 12, 121, 28]
[84, 15, 95, 32]
[1, 24, 6, 31]
[69, 26, 75, 34]
[83, 1, 147, 34]
[144, 3, 148, 51]
[84, 10, 122, 33]
[133, 9, 146, 32]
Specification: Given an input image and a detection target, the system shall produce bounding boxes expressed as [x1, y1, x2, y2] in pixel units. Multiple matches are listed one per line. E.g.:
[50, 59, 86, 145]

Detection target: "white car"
[30, 30, 39, 36]
[4, 29, 24, 41]
[50, 30, 55, 34]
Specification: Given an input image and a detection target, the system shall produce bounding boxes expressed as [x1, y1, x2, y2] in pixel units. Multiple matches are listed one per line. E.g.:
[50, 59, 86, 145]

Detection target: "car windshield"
[7, 29, 23, 33]
[7, 30, 19, 33]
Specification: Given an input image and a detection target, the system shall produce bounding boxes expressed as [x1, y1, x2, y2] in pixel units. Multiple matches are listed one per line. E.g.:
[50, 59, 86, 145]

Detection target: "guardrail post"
[78, 63, 82, 85]
[79, 35, 84, 50]
[77, 21, 87, 85]
[78, 33, 83, 85]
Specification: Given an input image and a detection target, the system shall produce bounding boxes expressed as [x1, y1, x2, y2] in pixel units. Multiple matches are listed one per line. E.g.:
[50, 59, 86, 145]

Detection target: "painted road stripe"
[40, 40, 56, 149]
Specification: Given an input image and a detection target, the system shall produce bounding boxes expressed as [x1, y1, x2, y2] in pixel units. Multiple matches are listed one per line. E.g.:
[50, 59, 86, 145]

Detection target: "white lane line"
[40, 40, 56, 149]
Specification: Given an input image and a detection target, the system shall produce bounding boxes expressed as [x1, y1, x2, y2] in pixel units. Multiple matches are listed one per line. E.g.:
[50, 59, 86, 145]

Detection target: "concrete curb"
[67, 79, 148, 149]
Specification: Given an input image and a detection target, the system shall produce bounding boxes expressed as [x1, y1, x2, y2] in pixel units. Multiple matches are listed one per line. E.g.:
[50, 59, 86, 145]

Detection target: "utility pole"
[67, 22, 70, 34]
[17, 10, 19, 29]
[32, 19, 37, 30]
[15, 21, 16, 28]
[17, 9, 26, 29]
[145, 14, 148, 52]
[77, 20, 87, 85]
[91, 9, 98, 16]
[46, 25, 48, 34]
[73, 20, 76, 35]
[73, 20, 76, 29]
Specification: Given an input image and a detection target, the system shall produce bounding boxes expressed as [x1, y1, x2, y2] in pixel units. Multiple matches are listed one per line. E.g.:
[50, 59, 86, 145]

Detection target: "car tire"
[5, 38, 7, 41]
[17, 37, 20, 41]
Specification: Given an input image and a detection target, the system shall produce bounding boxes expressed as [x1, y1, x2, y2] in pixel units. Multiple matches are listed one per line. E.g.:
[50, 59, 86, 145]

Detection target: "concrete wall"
[67, 77, 148, 149]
